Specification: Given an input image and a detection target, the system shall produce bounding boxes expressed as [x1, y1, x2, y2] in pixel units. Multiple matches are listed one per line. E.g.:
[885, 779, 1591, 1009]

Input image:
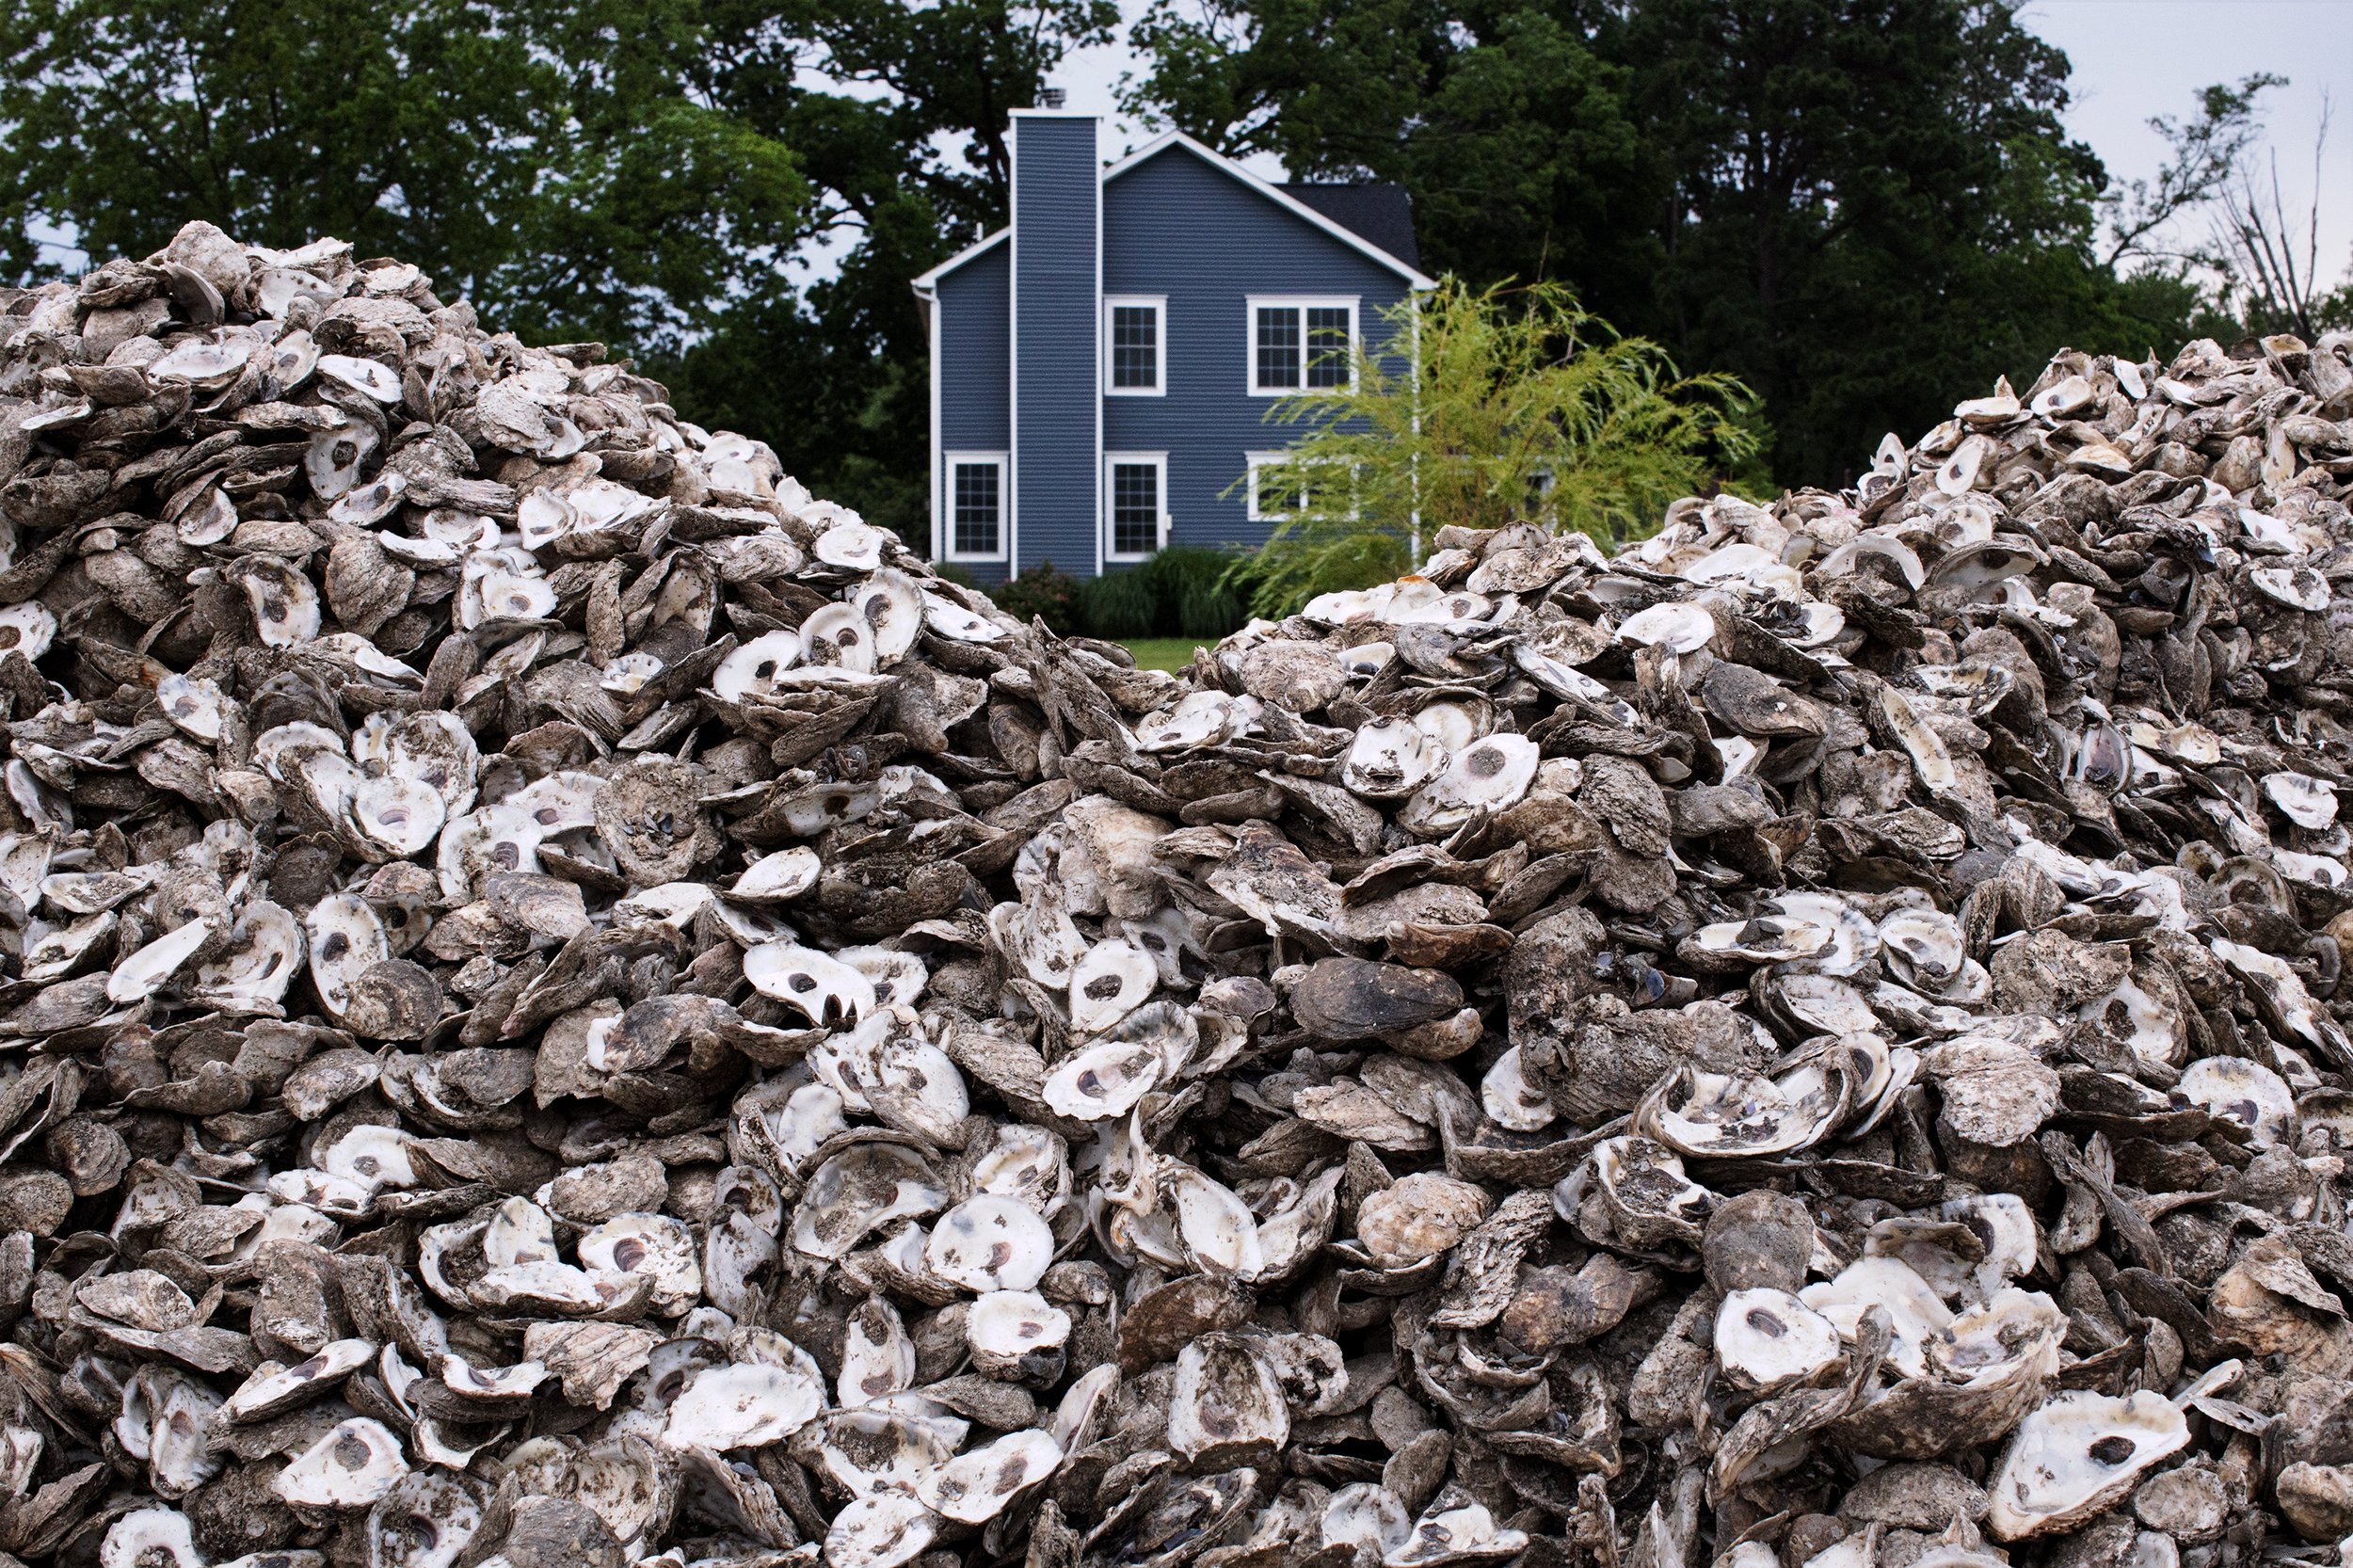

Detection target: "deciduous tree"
[1236, 280, 1754, 616]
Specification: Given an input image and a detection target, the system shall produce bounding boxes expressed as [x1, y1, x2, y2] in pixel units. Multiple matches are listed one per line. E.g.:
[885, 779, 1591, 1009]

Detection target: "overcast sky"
[2024, 0, 2350, 286]
[1052, 0, 2353, 295]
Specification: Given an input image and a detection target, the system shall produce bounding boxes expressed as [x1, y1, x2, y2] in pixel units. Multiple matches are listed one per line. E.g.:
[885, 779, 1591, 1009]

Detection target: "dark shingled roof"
[1277, 183, 1420, 271]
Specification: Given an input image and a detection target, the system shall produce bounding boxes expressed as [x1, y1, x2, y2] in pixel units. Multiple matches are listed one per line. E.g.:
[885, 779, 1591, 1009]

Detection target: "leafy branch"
[2101, 72, 2282, 271]
[1229, 278, 1758, 618]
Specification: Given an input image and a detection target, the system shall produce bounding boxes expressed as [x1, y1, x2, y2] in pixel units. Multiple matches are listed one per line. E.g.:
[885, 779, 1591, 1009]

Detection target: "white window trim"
[1103, 295, 1166, 396]
[1246, 450, 1359, 523]
[942, 451, 1010, 562]
[1246, 295, 1359, 396]
[1244, 451, 1295, 524]
[1103, 451, 1169, 564]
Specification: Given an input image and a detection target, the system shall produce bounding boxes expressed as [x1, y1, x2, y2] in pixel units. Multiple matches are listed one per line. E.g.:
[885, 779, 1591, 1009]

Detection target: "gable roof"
[909, 227, 1007, 294]
[1105, 132, 1435, 289]
[911, 129, 1438, 294]
[1278, 183, 1420, 271]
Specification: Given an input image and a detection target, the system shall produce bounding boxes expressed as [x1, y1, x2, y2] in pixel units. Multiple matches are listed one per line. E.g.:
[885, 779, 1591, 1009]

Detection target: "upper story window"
[1248, 296, 1357, 395]
[1105, 296, 1164, 395]
[944, 452, 1007, 561]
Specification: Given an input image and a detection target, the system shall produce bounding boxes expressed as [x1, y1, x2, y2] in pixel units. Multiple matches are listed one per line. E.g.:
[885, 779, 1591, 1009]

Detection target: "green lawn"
[1123, 638, 1208, 673]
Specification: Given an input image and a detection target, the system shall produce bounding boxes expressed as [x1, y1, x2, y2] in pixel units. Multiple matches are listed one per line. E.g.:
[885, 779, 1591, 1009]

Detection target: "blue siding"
[1102, 148, 1416, 562]
[935, 237, 1011, 583]
[1011, 115, 1099, 578]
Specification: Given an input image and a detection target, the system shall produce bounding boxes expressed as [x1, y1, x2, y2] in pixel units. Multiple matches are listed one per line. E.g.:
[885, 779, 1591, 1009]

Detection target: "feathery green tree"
[1236, 279, 1755, 616]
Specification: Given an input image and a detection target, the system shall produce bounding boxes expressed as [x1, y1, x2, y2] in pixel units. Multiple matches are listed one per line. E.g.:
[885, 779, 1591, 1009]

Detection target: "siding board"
[1011, 115, 1100, 579]
[922, 127, 1420, 581]
[1102, 147, 1415, 559]
[934, 238, 1012, 584]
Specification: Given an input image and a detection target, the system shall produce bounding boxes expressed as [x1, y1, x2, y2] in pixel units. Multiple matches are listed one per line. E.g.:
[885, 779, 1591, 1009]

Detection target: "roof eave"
[909, 227, 1010, 291]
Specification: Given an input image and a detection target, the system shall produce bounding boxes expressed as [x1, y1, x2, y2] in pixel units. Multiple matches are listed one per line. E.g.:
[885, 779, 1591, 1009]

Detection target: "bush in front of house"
[1071, 547, 1250, 641]
[987, 561, 1081, 636]
[1144, 548, 1248, 641]
[1078, 566, 1160, 639]
[983, 550, 1253, 644]
[1237, 279, 1759, 618]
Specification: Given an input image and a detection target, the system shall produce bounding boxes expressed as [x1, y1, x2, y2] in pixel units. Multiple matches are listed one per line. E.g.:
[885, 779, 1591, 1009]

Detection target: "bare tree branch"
[2103, 73, 2282, 271]
[2208, 90, 2333, 338]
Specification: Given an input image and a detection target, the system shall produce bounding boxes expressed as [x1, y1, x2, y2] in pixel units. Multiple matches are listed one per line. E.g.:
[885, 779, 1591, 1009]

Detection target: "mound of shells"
[6, 221, 2353, 1568]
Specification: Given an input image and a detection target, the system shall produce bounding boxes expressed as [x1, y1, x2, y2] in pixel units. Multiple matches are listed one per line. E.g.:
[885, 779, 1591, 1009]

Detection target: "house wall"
[1009, 112, 1100, 580]
[934, 238, 1012, 584]
[1101, 149, 1417, 564]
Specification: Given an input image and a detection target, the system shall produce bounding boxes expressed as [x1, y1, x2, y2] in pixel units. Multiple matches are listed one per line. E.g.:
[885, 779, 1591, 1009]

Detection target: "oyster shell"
[9, 225, 2352, 1568]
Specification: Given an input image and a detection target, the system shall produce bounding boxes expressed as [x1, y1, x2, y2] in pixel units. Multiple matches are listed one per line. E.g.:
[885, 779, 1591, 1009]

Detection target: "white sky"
[1055, 0, 2353, 293]
[2021, 0, 2352, 289]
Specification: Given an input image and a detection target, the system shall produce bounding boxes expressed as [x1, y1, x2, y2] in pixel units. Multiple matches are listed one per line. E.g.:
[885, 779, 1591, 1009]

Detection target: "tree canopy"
[0, 0, 1112, 543]
[1125, 0, 2234, 487]
[0, 0, 2336, 536]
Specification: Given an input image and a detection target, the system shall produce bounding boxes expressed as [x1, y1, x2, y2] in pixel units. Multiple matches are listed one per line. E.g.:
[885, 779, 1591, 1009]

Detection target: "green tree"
[0, 0, 548, 289]
[1127, 0, 1664, 318]
[0, 0, 809, 349]
[0, 0, 1113, 546]
[1125, 0, 2207, 488]
[1236, 279, 1755, 617]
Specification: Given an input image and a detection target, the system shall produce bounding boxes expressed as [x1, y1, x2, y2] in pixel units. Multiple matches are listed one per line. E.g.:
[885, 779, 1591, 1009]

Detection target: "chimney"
[1008, 110, 1099, 575]
[1035, 88, 1066, 109]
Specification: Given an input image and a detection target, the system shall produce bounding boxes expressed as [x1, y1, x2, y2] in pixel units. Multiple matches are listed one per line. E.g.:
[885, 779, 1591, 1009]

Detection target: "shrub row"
[955, 548, 1252, 643]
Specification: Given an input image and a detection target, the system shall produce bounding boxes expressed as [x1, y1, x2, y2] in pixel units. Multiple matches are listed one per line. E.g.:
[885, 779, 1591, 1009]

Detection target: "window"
[1105, 296, 1164, 394]
[1104, 453, 1166, 562]
[1246, 452, 1305, 522]
[943, 452, 1007, 561]
[1247, 296, 1358, 394]
[1246, 451, 1354, 523]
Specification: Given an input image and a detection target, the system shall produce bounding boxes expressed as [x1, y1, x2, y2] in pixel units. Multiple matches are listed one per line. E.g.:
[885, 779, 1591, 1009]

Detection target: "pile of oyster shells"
[8, 221, 2353, 1568]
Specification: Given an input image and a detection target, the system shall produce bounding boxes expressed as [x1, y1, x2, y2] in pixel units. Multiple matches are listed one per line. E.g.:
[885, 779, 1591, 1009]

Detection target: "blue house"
[911, 110, 1433, 582]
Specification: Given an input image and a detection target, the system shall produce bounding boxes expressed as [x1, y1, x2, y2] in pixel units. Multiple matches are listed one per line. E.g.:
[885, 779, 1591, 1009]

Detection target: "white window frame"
[1246, 295, 1359, 396]
[942, 451, 1010, 562]
[1103, 451, 1168, 564]
[1103, 295, 1166, 396]
[1246, 450, 1358, 524]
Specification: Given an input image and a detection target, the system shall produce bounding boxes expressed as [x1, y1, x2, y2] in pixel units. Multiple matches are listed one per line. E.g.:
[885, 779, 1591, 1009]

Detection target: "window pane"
[952, 462, 999, 555]
[1305, 307, 1351, 389]
[1112, 305, 1158, 389]
[1111, 463, 1159, 556]
[1256, 307, 1300, 390]
[1255, 463, 1305, 519]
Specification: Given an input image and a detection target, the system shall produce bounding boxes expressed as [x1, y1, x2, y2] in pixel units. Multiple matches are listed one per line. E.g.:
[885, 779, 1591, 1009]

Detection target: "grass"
[1122, 638, 1207, 673]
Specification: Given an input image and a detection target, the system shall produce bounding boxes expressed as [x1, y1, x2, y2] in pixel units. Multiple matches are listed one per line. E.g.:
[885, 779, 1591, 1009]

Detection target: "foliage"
[930, 560, 979, 589]
[989, 561, 1082, 636]
[1144, 548, 1248, 639]
[1078, 567, 1161, 639]
[1123, 0, 2222, 486]
[2101, 74, 2282, 271]
[1074, 547, 1250, 639]
[1232, 280, 1754, 618]
[0, 0, 1114, 548]
[0, 0, 809, 349]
